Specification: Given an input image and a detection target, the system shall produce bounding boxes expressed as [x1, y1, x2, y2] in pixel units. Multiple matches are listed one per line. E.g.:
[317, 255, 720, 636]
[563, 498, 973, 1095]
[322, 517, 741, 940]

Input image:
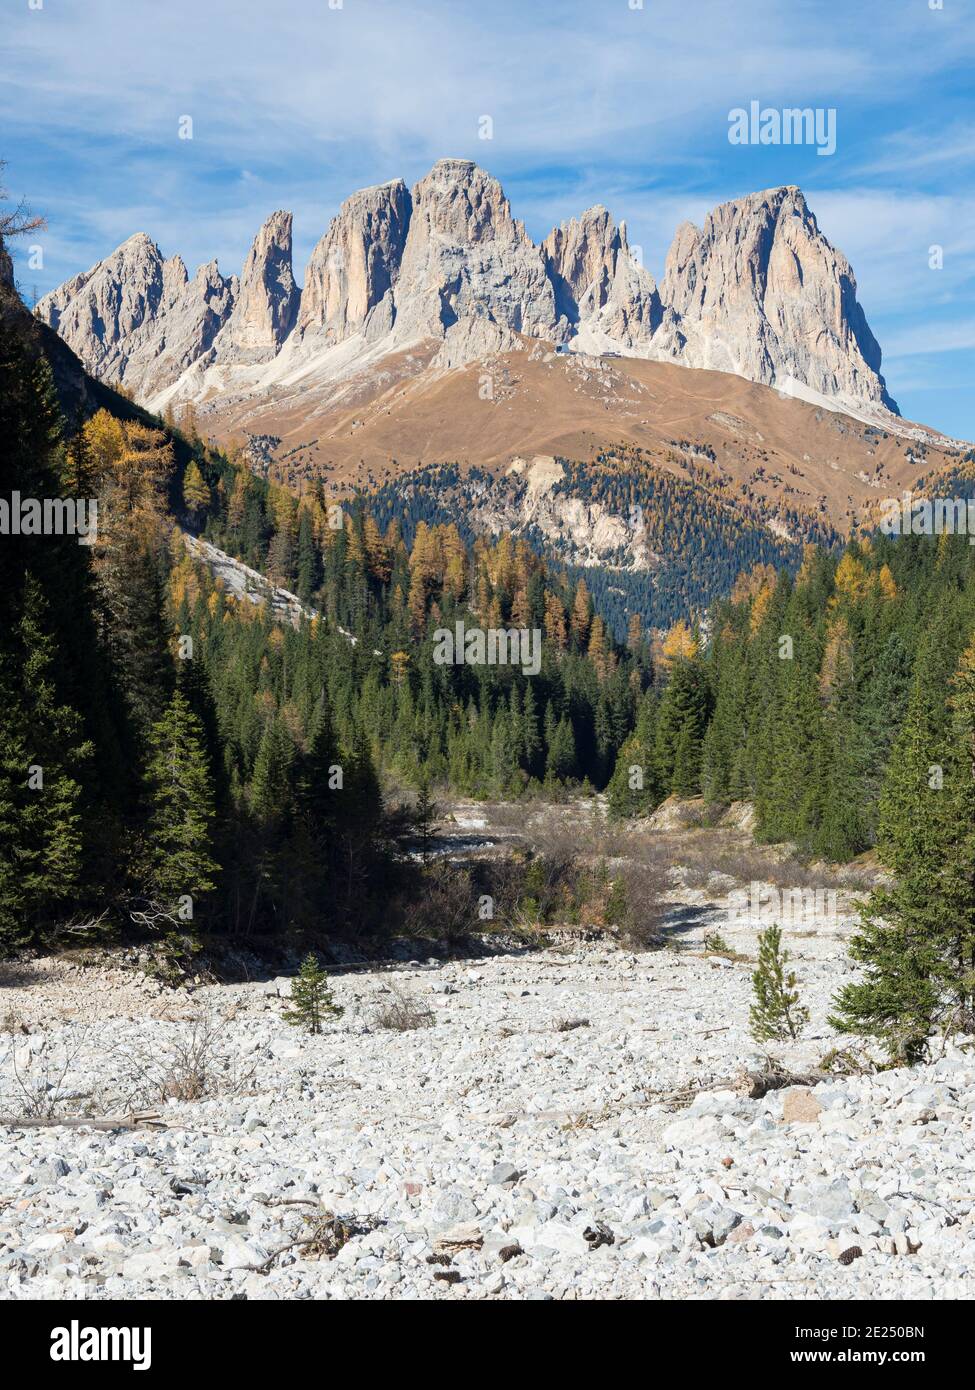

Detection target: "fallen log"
[744, 1068, 829, 1099]
[0, 1109, 171, 1132]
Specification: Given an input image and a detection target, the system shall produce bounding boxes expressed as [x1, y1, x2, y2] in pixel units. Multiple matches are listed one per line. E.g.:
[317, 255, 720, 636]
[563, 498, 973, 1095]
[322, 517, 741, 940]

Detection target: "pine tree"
[701, 612, 749, 802]
[0, 632, 88, 951]
[295, 697, 340, 831]
[655, 658, 710, 797]
[141, 686, 219, 918]
[491, 710, 519, 795]
[545, 716, 577, 782]
[414, 776, 437, 862]
[750, 924, 809, 1044]
[756, 628, 823, 844]
[63, 425, 96, 497]
[282, 953, 343, 1034]
[607, 690, 660, 817]
[267, 505, 296, 588]
[295, 507, 321, 603]
[831, 636, 975, 1062]
[0, 319, 135, 948]
[250, 717, 297, 829]
[521, 682, 542, 778]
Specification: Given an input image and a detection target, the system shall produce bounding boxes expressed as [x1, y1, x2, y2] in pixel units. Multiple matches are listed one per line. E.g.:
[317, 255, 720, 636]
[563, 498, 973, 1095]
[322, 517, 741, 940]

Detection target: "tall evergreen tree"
[0, 581, 90, 950]
[654, 658, 711, 797]
[140, 685, 219, 920]
[832, 634, 975, 1062]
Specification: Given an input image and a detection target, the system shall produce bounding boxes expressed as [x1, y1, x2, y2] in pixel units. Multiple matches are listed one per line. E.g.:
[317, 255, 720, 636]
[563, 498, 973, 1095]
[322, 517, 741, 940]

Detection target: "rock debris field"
[1, 911, 974, 1301]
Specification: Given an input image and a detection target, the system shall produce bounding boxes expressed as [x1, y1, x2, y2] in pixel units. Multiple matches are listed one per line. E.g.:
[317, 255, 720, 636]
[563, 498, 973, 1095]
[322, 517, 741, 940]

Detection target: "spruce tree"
[831, 636, 975, 1062]
[545, 716, 577, 783]
[414, 776, 437, 862]
[701, 610, 750, 802]
[0, 649, 87, 951]
[654, 657, 710, 797]
[754, 625, 822, 845]
[608, 690, 661, 817]
[283, 953, 343, 1034]
[295, 508, 321, 603]
[141, 685, 219, 920]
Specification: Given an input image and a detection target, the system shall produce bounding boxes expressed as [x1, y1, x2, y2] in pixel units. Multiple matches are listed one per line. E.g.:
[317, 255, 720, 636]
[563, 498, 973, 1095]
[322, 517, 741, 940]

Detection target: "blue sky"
[3, 0, 974, 438]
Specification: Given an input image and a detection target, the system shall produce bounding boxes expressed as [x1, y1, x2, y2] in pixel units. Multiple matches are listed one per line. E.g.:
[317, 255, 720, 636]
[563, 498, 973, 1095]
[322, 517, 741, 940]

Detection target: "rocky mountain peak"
[296, 179, 410, 345]
[659, 185, 894, 410]
[543, 205, 622, 322]
[37, 162, 897, 419]
[35, 235, 237, 397]
[36, 232, 165, 358]
[410, 158, 525, 245]
[543, 205, 668, 349]
[394, 158, 558, 361]
[212, 211, 299, 363]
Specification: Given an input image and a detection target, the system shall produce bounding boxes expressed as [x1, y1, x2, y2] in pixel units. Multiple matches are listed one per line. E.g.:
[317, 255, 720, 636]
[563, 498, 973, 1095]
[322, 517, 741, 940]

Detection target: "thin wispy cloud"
[853, 125, 975, 179]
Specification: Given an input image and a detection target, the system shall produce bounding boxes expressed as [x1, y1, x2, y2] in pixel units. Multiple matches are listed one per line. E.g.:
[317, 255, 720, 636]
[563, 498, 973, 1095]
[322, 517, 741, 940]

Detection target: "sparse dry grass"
[109, 1008, 257, 1108]
[0, 1027, 92, 1120]
[372, 986, 435, 1032]
[553, 1016, 590, 1032]
[667, 837, 881, 898]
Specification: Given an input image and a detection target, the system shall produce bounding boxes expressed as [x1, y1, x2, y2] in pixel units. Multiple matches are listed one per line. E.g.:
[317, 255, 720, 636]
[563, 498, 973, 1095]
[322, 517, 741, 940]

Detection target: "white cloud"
[882, 320, 975, 359]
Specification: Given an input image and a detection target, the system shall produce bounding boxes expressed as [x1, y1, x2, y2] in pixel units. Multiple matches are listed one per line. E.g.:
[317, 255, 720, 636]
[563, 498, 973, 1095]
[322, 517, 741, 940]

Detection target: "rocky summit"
[37, 160, 896, 420]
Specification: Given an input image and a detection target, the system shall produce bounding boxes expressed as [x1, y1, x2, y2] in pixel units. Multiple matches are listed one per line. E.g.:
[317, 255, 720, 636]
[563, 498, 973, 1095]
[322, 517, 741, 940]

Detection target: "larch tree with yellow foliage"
[658, 618, 699, 671]
[570, 578, 592, 646]
[182, 460, 210, 521]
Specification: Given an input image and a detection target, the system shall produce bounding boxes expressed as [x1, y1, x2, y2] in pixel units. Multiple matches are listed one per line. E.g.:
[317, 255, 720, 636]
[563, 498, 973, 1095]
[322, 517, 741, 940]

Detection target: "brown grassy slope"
[196, 342, 959, 528]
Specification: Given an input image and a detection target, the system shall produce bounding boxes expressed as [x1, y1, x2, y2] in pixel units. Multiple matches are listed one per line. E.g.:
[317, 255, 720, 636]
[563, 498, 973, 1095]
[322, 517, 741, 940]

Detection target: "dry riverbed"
[2, 871, 974, 1301]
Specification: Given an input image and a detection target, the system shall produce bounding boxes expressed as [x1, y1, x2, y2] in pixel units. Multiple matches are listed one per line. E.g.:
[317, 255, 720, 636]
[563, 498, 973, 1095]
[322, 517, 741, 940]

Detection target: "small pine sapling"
[414, 778, 438, 864]
[283, 953, 343, 1035]
[749, 923, 809, 1043]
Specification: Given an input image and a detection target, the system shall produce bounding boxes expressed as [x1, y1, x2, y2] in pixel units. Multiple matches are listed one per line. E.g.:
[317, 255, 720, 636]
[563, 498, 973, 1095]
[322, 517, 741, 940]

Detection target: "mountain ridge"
[36, 160, 900, 428]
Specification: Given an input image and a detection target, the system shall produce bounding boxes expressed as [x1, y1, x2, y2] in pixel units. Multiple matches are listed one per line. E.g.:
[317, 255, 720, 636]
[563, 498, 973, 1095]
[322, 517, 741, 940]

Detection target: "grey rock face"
[36, 163, 896, 416]
[657, 186, 897, 411]
[296, 180, 410, 346]
[393, 158, 561, 364]
[36, 233, 238, 397]
[213, 211, 299, 364]
[542, 205, 668, 347]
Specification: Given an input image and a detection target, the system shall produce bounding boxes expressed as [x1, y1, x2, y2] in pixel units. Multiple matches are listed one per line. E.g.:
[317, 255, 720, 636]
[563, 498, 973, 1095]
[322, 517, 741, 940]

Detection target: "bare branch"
[0, 160, 46, 242]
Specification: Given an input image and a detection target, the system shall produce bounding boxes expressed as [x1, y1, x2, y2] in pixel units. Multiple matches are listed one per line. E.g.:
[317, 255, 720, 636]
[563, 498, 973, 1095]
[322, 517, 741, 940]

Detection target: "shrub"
[400, 861, 480, 943]
[372, 985, 434, 1032]
[604, 877, 629, 928]
[605, 862, 670, 949]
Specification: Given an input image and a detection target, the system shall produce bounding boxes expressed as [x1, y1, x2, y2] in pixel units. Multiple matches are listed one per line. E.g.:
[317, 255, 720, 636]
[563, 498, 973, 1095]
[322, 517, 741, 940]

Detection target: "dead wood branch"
[0, 1109, 213, 1133]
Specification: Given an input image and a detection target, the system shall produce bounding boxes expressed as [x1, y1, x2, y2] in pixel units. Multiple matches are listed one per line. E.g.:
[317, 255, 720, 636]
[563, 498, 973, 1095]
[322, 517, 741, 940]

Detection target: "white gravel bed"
[1, 930, 974, 1301]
